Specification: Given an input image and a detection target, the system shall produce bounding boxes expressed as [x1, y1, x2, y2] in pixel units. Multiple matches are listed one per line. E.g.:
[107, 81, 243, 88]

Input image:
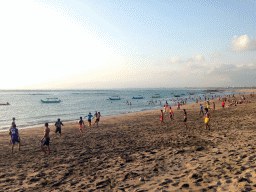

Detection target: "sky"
[0, 0, 256, 89]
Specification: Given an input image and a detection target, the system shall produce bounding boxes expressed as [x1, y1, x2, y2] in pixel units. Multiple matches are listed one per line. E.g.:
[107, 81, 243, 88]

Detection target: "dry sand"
[1, 90, 256, 192]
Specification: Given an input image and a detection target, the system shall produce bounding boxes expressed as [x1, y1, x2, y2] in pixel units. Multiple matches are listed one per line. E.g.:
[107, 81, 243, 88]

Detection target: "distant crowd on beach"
[159, 92, 254, 131]
[8, 92, 254, 155]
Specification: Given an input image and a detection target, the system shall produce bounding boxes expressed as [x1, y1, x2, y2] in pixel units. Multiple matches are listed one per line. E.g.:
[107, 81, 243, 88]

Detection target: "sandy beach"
[1, 90, 256, 192]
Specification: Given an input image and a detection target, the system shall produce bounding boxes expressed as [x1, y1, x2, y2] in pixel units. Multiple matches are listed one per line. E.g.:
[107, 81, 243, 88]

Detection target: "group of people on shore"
[79, 111, 101, 133]
[9, 110, 101, 154]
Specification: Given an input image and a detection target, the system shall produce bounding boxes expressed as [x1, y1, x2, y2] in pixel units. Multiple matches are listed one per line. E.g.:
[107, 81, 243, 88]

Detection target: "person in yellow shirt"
[204, 108, 210, 130]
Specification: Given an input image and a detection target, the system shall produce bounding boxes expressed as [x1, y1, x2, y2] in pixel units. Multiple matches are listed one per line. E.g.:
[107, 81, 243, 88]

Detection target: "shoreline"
[1, 88, 253, 133]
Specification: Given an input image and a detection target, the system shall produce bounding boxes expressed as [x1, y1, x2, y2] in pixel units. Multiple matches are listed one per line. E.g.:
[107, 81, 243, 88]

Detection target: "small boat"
[152, 94, 161, 98]
[0, 102, 10, 105]
[174, 95, 180, 97]
[132, 96, 144, 99]
[109, 95, 120, 100]
[189, 93, 194, 95]
[41, 98, 61, 103]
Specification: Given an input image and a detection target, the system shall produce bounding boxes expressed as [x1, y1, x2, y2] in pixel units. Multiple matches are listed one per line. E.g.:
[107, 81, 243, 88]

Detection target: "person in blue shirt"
[85, 113, 94, 127]
[9, 123, 20, 153]
[199, 104, 204, 115]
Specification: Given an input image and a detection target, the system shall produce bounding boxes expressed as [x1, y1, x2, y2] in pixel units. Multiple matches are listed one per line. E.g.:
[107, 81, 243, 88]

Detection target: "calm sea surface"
[0, 89, 240, 131]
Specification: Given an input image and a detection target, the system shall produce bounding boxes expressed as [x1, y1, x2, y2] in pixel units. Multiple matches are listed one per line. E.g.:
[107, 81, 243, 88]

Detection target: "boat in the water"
[174, 95, 180, 97]
[152, 94, 161, 98]
[189, 93, 194, 95]
[0, 102, 10, 105]
[41, 98, 61, 103]
[132, 96, 144, 99]
[109, 95, 121, 100]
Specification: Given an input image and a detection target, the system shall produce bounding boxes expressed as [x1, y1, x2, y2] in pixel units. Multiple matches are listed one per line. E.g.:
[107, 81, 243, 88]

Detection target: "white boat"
[109, 95, 120, 100]
[41, 98, 61, 103]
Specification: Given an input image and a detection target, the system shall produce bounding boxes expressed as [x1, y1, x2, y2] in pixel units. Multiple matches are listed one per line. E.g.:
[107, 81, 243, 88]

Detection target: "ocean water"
[0, 89, 239, 131]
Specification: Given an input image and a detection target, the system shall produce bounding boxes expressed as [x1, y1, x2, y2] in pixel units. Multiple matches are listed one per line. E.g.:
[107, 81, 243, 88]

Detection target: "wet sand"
[0, 90, 256, 192]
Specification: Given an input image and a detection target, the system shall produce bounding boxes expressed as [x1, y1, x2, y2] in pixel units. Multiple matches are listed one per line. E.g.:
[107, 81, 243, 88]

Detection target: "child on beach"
[222, 101, 225, 109]
[55, 118, 64, 138]
[177, 102, 180, 110]
[207, 101, 210, 110]
[41, 123, 50, 155]
[160, 110, 164, 124]
[169, 107, 174, 121]
[95, 112, 101, 127]
[94, 111, 98, 126]
[78, 117, 85, 133]
[199, 104, 203, 115]
[164, 102, 169, 113]
[9, 123, 20, 153]
[86, 113, 94, 127]
[204, 108, 210, 130]
[183, 109, 187, 129]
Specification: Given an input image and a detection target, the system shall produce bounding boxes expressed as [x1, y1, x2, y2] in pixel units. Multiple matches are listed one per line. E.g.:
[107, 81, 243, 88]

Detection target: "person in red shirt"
[222, 101, 225, 109]
[177, 102, 180, 110]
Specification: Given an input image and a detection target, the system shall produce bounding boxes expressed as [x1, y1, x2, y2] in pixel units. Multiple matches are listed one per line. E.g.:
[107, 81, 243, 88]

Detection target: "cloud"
[187, 55, 205, 62]
[169, 56, 182, 63]
[231, 34, 256, 52]
[212, 53, 221, 58]
[168, 55, 205, 64]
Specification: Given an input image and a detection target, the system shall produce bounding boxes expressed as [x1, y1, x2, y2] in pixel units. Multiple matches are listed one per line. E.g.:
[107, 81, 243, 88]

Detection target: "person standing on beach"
[183, 109, 188, 129]
[9, 123, 20, 153]
[54, 118, 63, 138]
[169, 107, 174, 121]
[160, 110, 164, 124]
[41, 123, 50, 155]
[199, 104, 204, 115]
[94, 111, 98, 126]
[177, 102, 180, 110]
[164, 102, 169, 113]
[78, 117, 85, 133]
[213, 102, 215, 110]
[207, 101, 210, 110]
[95, 112, 101, 127]
[222, 101, 225, 109]
[204, 108, 210, 130]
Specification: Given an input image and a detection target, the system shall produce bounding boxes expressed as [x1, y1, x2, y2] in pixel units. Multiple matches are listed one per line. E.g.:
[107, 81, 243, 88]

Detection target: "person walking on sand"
[204, 108, 210, 130]
[169, 107, 174, 121]
[78, 117, 85, 133]
[9, 123, 20, 153]
[177, 102, 180, 110]
[54, 118, 64, 138]
[183, 109, 188, 129]
[41, 123, 50, 155]
[213, 102, 215, 111]
[160, 110, 164, 125]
